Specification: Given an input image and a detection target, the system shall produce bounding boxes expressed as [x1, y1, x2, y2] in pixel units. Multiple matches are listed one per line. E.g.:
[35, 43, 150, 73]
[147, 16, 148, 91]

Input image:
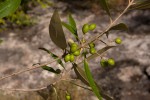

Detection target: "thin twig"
[80, 0, 134, 49]
[0, 86, 47, 92]
[0, 58, 60, 81]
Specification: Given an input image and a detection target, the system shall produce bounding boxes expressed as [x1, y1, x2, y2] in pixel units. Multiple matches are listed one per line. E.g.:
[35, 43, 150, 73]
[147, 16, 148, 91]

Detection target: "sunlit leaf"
[0, 0, 21, 18]
[87, 46, 115, 61]
[62, 22, 76, 35]
[99, 0, 111, 16]
[39, 47, 65, 69]
[73, 63, 89, 86]
[62, 14, 79, 41]
[42, 66, 61, 74]
[49, 10, 67, 50]
[130, 0, 150, 10]
[84, 59, 102, 100]
[68, 14, 77, 30]
[75, 64, 114, 100]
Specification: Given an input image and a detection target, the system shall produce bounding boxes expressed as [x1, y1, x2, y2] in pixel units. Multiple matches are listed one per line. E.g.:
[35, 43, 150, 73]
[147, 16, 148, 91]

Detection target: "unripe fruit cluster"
[89, 42, 96, 54]
[64, 43, 80, 62]
[100, 58, 115, 67]
[82, 23, 96, 34]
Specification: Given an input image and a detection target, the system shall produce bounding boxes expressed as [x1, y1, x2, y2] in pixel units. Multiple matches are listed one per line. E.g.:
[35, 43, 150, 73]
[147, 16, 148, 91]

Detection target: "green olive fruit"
[70, 46, 78, 53]
[89, 23, 96, 31]
[108, 58, 115, 66]
[70, 54, 75, 62]
[90, 48, 96, 54]
[100, 59, 108, 67]
[64, 54, 70, 62]
[71, 43, 78, 47]
[115, 37, 122, 44]
[89, 42, 95, 48]
[66, 95, 71, 100]
[73, 50, 80, 56]
[82, 24, 89, 34]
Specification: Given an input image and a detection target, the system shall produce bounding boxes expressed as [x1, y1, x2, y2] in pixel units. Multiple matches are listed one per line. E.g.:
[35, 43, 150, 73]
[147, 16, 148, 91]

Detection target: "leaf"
[73, 63, 89, 86]
[129, 0, 150, 10]
[49, 10, 67, 50]
[62, 14, 79, 41]
[0, 39, 3, 44]
[62, 22, 76, 35]
[99, 0, 111, 16]
[42, 66, 61, 74]
[0, 0, 21, 18]
[109, 23, 128, 31]
[84, 59, 102, 100]
[106, 23, 128, 37]
[39, 47, 65, 69]
[68, 14, 77, 30]
[75, 64, 114, 100]
[87, 46, 115, 61]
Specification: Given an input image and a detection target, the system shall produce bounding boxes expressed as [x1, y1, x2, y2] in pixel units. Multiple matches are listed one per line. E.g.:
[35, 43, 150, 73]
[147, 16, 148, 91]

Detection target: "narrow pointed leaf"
[68, 14, 77, 30]
[62, 22, 79, 41]
[42, 66, 61, 74]
[109, 23, 128, 31]
[0, 0, 21, 18]
[129, 0, 150, 10]
[62, 22, 76, 34]
[0, 39, 3, 44]
[75, 64, 114, 100]
[73, 64, 89, 86]
[39, 47, 65, 69]
[87, 46, 115, 61]
[99, 0, 111, 16]
[84, 60, 102, 100]
[106, 23, 128, 37]
[49, 10, 67, 50]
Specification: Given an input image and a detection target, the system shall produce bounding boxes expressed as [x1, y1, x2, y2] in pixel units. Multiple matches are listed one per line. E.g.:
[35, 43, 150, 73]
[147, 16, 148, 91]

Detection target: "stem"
[80, 0, 134, 49]
[0, 86, 47, 92]
[0, 58, 60, 81]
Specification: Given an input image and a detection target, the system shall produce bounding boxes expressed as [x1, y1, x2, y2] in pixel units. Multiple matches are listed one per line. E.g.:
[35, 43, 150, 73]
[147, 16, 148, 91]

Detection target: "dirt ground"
[0, 0, 150, 100]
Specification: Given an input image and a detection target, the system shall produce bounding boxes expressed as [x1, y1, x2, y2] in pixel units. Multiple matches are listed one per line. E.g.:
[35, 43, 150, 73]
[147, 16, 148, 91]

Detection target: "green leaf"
[62, 22, 76, 35]
[84, 59, 102, 100]
[0, 39, 3, 44]
[0, 0, 21, 18]
[49, 10, 67, 50]
[42, 66, 61, 74]
[68, 14, 77, 30]
[129, 0, 150, 10]
[109, 23, 128, 31]
[39, 47, 65, 69]
[75, 64, 114, 100]
[106, 23, 128, 37]
[99, 0, 110, 16]
[73, 63, 89, 86]
[87, 46, 115, 61]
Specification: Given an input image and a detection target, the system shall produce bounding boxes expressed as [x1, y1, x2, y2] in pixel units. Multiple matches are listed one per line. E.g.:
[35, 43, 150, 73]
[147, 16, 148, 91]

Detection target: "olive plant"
[0, 0, 150, 100]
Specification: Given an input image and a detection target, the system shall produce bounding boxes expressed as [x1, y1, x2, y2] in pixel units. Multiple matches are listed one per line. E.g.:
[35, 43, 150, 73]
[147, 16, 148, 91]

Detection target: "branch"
[0, 86, 47, 92]
[0, 58, 60, 81]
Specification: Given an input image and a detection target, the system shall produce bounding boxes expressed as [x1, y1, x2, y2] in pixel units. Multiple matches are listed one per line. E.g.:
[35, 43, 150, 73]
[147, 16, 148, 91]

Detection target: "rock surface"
[0, 0, 150, 100]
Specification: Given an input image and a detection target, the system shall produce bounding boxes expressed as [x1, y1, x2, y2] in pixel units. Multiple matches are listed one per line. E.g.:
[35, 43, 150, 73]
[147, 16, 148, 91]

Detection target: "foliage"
[0, 0, 52, 30]
[0, 0, 149, 100]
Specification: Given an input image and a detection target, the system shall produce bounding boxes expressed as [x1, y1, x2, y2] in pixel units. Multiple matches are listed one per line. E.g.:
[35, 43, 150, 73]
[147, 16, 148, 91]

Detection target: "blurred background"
[0, 0, 150, 100]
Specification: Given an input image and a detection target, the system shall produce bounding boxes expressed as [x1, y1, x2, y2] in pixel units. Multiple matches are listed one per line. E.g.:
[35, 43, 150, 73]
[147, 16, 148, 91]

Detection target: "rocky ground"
[0, 0, 150, 100]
